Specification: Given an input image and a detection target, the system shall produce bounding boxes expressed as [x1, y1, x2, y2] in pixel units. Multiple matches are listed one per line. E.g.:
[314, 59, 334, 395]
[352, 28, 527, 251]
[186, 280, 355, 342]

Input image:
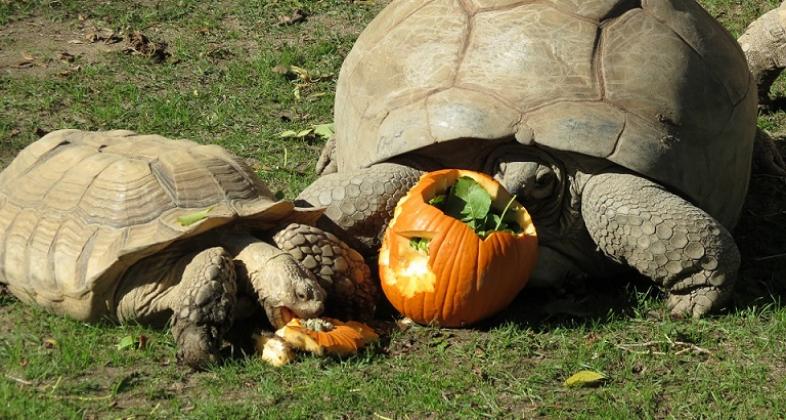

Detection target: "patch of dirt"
[227, 8, 379, 57]
[0, 16, 172, 77]
[0, 17, 126, 77]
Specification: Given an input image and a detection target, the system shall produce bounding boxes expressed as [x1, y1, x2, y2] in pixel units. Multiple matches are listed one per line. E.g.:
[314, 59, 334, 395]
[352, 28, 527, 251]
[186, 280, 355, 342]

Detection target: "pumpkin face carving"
[379, 169, 538, 327]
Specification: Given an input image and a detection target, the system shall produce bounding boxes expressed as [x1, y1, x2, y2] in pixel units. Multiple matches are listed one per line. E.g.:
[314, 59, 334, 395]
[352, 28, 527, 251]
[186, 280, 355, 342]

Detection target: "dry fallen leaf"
[58, 52, 76, 63]
[124, 31, 170, 63]
[138, 334, 148, 350]
[85, 28, 122, 44]
[277, 9, 307, 25]
[42, 338, 58, 349]
[59, 65, 82, 77]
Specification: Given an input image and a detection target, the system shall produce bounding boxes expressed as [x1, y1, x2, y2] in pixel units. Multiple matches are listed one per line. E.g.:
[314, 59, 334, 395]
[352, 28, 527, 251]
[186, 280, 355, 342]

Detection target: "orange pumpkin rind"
[379, 169, 538, 327]
[275, 317, 379, 357]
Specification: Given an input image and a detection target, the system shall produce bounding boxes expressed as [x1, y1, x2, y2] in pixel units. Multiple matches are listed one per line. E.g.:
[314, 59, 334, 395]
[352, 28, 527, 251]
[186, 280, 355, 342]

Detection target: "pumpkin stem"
[494, 194, 518, 232]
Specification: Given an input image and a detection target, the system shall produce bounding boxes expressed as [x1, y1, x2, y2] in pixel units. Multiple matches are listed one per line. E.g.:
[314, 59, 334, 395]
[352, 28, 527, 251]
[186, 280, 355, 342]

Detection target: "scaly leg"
[116, 247, 237, 368]
[581, 173, 740, 318]
[297, 162, 424, 253]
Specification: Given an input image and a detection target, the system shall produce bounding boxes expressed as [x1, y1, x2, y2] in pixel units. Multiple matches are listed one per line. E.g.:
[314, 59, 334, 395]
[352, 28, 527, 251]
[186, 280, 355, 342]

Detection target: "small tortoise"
[0, 129, 375, 368]
[299, 0, 782, 318]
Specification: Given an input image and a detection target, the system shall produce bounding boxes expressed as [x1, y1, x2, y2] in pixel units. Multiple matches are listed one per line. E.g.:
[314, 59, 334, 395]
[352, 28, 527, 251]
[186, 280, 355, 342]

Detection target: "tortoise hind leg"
[116, 247, 237, 368]
[739, 2, 786, 106]
[581, 173, 739, 318]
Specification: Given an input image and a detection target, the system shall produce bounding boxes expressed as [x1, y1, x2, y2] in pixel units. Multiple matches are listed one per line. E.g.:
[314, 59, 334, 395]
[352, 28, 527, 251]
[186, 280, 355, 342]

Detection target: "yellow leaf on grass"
[312, 123, 334, 140]
[564, 370, 607, 388]
[289, 65, 310, 81]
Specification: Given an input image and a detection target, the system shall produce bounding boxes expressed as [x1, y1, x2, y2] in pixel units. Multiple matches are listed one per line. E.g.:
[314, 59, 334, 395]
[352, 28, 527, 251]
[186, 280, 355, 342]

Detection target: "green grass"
[3, 0, 786, 417]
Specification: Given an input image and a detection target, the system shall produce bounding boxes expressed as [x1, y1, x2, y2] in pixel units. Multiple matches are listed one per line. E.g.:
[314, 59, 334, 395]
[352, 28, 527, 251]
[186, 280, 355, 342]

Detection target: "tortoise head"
[486, 145, 566, 228]
[255, 254, 326, 329]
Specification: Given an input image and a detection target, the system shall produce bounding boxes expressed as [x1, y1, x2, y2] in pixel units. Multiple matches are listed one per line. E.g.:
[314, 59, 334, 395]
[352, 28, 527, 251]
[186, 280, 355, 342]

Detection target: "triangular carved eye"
[395, 230, 437, 255]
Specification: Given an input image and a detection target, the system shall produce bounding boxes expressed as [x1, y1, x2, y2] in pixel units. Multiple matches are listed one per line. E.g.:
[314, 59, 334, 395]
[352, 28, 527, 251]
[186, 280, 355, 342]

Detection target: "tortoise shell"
[334, 0, 757, 227]
[0, 130, 318, 321]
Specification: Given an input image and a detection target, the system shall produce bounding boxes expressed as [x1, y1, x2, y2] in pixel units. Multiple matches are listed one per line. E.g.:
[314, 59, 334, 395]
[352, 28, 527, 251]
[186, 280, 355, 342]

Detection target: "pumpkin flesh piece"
[275, 318, 379, 356]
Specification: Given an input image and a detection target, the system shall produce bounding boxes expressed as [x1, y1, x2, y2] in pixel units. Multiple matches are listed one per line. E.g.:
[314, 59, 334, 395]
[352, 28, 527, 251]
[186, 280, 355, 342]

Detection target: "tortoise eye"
[534, 170, 555, 188]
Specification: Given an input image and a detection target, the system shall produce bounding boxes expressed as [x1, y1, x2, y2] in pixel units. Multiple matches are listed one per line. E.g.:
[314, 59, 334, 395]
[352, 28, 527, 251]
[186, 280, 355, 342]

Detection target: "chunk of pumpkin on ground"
[275, 318, 379, 357]
[255, 333, 296, 367]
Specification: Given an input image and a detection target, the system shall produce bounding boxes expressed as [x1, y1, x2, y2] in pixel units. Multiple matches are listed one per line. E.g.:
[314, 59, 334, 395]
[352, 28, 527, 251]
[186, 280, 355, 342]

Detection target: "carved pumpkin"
[275, 318, 379, 356]
[379, 169, 538, 327]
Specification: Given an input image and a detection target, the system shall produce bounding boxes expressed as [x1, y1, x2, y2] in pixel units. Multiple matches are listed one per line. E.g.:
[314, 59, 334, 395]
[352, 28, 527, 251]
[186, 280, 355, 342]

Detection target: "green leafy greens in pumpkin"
[429, 176, 521, 239]
[409, 237, 430, 255]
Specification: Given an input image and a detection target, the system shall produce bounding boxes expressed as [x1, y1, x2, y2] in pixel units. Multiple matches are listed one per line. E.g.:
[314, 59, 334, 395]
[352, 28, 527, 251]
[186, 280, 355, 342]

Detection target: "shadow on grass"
[0, 283, 13, 307]
[733, 136, 786, 311]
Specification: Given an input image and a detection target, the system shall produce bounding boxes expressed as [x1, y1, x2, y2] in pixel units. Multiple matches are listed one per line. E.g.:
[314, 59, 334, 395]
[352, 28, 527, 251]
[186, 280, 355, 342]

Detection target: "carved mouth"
[270, 306, 296, 329]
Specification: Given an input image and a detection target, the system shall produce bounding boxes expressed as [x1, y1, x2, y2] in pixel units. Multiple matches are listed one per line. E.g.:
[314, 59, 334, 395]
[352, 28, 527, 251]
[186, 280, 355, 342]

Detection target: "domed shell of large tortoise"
[334, 0, 757, 228]
[0, 130, 319, 321]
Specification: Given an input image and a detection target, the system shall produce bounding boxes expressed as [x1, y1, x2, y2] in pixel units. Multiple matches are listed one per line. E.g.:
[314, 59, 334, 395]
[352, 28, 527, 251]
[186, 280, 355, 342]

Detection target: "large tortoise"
[299, 0, 785, 318]
[0, 129, 374, 368]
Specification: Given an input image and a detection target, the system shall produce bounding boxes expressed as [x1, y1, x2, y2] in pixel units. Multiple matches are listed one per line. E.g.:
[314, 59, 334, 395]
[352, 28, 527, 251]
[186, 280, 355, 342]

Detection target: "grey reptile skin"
[582, 173, 739, 318]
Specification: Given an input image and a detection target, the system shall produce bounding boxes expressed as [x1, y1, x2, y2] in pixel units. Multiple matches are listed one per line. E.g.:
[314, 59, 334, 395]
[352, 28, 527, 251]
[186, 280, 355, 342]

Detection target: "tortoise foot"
[171, 247, 237, 369]
[582, 173, 739, 318]
[668, 285, 730, 319]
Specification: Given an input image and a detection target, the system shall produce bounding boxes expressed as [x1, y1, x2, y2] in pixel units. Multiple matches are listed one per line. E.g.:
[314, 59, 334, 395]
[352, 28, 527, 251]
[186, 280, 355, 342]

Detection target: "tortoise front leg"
[581, 173, 740, 318]
[297, 163, 423, 254]
[116, 247, 237, 368]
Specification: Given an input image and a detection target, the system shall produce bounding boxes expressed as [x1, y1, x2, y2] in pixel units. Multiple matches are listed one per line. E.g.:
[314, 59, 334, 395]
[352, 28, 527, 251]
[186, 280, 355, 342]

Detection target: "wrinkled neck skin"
[214, 228, 326, 327]
[484, 144, 619, 285]
[484, 144, 593, 241]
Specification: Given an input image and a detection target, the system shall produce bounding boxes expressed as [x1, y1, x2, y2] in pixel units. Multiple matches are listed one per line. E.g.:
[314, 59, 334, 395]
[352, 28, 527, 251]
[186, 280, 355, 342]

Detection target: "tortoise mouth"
[269, 306, 296, 329]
